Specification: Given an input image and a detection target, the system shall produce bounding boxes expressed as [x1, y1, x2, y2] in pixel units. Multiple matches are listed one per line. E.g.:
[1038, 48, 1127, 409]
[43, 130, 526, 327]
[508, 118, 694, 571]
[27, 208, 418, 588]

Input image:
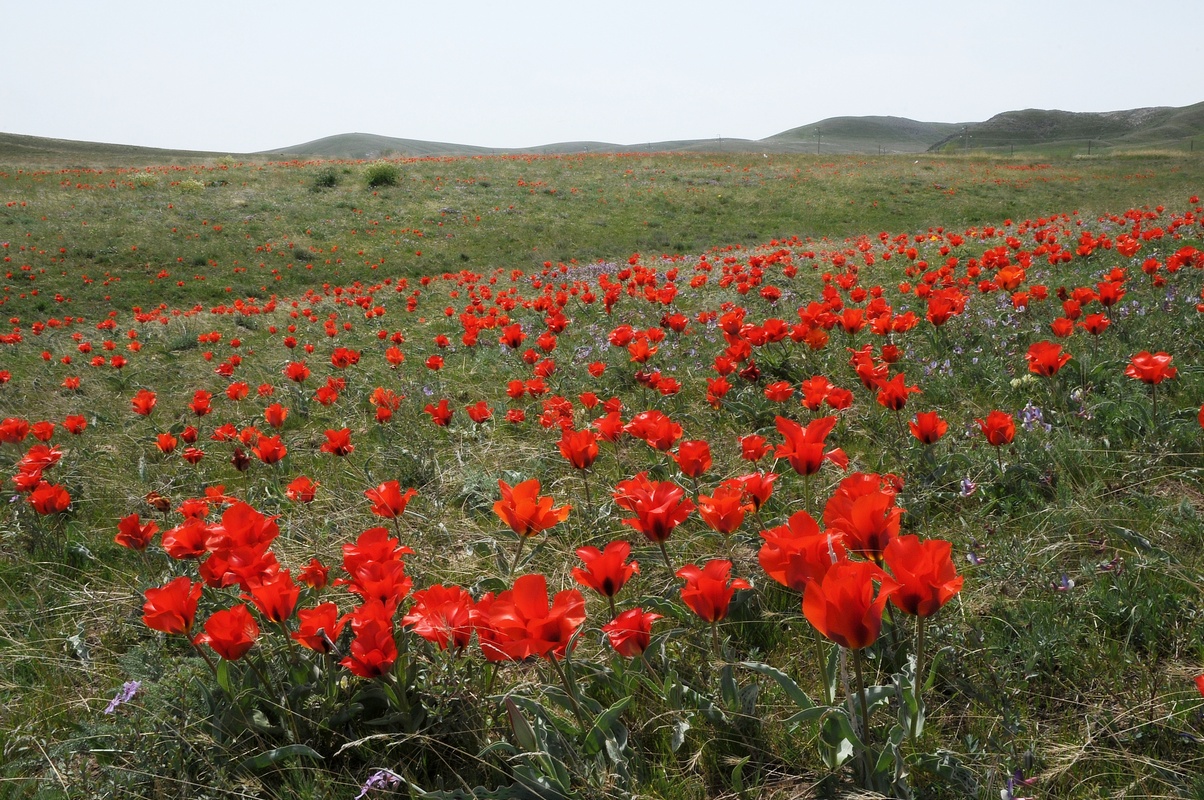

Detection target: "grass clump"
[363, 161, 400, 188]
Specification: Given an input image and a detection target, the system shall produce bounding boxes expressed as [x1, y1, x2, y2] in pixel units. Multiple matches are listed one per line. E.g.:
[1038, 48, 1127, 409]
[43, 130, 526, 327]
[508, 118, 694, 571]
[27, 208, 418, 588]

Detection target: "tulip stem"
[853, 647, 872, 780]
[511, 537, 526, 575]
[658, 540, 674, 573]
[548, 654, 587, 729]
[581, 470, 593, 520]
[811, 627, 832, 705]
[911, 616, 927, 744]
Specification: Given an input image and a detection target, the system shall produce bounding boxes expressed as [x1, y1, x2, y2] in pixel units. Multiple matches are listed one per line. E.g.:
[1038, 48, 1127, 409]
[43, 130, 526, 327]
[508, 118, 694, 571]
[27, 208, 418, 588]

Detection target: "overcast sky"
[4, 0, 1201, 153]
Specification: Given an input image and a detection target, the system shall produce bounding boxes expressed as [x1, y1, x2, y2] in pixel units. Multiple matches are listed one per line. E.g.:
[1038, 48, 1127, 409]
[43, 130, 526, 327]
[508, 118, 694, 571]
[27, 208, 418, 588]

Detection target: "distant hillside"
[0, 132, 223, 165]
[764, 116, 965, 154]
[4, 101, 1202, 164]
[929, 102, 1204, 153]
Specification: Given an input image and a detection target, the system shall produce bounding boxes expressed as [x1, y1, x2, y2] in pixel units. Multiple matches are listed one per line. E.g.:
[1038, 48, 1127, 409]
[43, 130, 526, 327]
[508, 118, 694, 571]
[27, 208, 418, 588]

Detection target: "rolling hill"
[928, 101, 1204, 154]
[2, 102, 1201, 165]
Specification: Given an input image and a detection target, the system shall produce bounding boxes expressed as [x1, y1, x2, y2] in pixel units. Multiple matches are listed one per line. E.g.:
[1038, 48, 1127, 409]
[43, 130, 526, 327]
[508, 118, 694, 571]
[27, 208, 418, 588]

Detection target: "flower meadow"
[2, 153, 1204, 798]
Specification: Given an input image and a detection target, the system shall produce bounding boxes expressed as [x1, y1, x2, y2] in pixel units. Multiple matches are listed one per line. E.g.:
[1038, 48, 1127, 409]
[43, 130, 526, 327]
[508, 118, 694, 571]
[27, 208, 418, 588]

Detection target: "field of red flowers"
[2, 153, 1204, 799]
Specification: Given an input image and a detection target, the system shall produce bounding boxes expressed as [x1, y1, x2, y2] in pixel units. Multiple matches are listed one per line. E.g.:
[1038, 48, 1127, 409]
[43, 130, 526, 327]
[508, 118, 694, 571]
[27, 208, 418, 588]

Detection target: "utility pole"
[816, 127, 822, 155]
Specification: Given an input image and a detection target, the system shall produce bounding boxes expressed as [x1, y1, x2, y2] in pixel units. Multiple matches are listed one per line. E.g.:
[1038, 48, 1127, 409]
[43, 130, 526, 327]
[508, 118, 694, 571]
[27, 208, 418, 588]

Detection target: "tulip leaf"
[505, 698, 541, 753]
[731, 754, 751, 793]
[670, 717, 690, 752]
[740, 661, 815, 711]
[236, 744, 322, 771]
[215, 659, 232, 696]
[585, 696, 631, 753]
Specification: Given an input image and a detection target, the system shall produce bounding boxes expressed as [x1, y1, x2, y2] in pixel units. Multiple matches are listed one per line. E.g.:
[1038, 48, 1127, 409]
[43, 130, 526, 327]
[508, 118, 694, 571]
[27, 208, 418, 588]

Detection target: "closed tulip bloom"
[264, 402, 288, 429]
[883, 535, 964, 617]
[195, 604, 259, 661]
[558, 428, 599, 470]
[602, 608, 662, 657]
[803, 560, 898, 650]
[676, 560, 751, 623]
[672, 440, 712, 478]
[142, 576, 203, 635]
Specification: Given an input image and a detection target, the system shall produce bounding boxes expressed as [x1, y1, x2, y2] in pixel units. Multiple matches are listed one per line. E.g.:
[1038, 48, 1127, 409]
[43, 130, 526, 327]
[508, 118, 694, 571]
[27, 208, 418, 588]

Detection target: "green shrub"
[363, 161, 400, 188]
[312, 167, 339, 190]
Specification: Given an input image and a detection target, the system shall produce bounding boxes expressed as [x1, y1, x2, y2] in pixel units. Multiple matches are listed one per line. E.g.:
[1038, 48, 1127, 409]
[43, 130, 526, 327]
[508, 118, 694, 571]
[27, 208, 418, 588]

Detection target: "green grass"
[0, 149, 1203, 798]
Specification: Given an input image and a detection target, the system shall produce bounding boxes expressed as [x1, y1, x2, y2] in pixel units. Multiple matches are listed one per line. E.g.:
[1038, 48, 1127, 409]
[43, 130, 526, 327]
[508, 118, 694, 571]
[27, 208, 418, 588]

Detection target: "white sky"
[4, 0, 1201, 153]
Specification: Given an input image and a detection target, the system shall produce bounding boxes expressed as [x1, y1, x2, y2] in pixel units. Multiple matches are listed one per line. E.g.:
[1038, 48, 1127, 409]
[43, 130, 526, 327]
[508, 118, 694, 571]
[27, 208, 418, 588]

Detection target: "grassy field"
[1, 149, 1203, 799]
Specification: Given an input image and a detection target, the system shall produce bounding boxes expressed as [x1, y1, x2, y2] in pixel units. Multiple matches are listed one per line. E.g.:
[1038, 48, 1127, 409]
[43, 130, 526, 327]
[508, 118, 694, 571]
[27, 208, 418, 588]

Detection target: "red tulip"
[758, 509, 846, 591]
[424, 399, 453, 426]
[320, 428, 354, 456]
[269, 478, 309, 509]
[130, 389, 157, 416]
[1026, 341, 1071, 378]
[571, 540, 639, 600]
[28, 481, 71, 514]
[115, 513, 159, 551]
[976, 411, 1015, 447]
[676, 559, 751, 623]
[493, 479, 570, 538]
[883, 535, 964, 617]
[1125, 351, 1176, 385]
[909, 411, 948, 445]
[365, 481, 417, 519]
[875, 373, 921, 412]
[803, 560, 897, 650]
[292, 602, 345, 653]
[672, 440, 712, 478]
[624, 410, 683, 451]
[558, 428, 599, 470]
[823, 472, 902, 563]
[774, 415, 848, 477]
[602, 608, 662, 657]
[142, 576, 202, 635]
[613, 473, 694, 545]
[195, 604, 259, 661]
[402, 584, 475, 651]
[340, 609, 397, 678]
[264, 403, 288, 429]
[697, 483, 748, 535]
[466, 401, 493, 424]
[476, 573, 586, 661]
